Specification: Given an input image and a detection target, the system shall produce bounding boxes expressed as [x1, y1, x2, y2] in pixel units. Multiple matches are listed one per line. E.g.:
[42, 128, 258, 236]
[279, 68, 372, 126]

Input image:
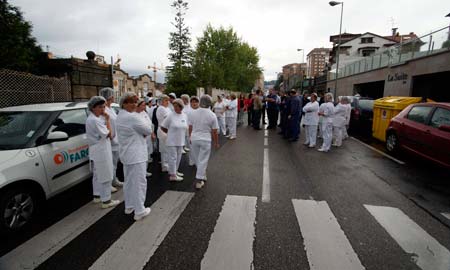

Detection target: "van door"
[37, 109, 91, 194]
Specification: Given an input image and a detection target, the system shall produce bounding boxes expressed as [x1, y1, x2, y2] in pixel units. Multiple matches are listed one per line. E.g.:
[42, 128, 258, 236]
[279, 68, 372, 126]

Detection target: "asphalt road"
[1, 118, 450, 270]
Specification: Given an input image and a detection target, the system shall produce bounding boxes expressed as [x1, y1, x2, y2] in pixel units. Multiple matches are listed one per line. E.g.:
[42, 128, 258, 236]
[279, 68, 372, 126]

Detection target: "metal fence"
[0, 69, 72, 108]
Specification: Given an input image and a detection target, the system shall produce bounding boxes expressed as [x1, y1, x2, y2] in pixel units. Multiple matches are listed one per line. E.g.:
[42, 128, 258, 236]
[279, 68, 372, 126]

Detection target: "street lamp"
[329, 1, 344, 98]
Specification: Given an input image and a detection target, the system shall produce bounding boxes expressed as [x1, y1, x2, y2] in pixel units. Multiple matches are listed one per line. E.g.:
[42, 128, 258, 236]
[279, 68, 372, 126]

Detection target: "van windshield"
[0, 111, 52, 150]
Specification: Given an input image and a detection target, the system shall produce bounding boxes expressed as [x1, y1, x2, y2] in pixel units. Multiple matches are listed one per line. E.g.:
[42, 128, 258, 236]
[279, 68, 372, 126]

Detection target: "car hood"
[0, 149, 21, 165]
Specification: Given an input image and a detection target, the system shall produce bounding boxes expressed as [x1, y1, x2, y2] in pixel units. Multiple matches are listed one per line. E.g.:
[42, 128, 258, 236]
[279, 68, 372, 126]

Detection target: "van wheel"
[386, 132, 399, 153]
[0, 187, 37, 234]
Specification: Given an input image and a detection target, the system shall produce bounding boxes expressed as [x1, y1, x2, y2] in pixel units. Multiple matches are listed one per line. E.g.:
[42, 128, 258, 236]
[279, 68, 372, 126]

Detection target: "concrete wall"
[327, 50, 450, 97]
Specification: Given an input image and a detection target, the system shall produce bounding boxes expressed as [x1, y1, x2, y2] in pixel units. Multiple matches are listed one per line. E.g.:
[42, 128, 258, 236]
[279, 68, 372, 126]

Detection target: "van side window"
[406, 106, 433, 124]
[49, 109, 87, 137]
[430, 108, 450, 128]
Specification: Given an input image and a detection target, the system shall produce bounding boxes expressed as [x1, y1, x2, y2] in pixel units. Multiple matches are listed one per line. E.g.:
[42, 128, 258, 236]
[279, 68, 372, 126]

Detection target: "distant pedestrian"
[136, 99, 154, 177]
[302, 93, 319, 148]
[156, 95, 171, 172]
[332, 97, 348, 147]
[343, 98, 352, 140]
[225, 94, 238, 139]
[181, 94, 192, 153]
[189, 95, 220, 190]
[318, 93, 335, 152]
[245, 93, 254, 126]
[287, 89, 302, 142]
[213, 95, 227, 135]
[238, 94, 245, 126]
[187, 96, 200, 166]
[252, 90, 263, 130]
[266, 88, 279, 129]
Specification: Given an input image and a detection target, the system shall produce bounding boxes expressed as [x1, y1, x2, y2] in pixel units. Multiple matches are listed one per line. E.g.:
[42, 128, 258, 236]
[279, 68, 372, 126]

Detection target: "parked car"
[0, 102, 118, 234]
[385, 102, 450, 168]
[346, 96, 375, 136]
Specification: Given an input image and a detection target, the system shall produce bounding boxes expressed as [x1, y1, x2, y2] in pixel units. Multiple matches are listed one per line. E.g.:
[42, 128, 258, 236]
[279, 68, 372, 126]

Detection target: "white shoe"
[93, 197, 101, 203]
[147, 158, 153, 163]
[124, 208, 134, 215]
[308, 144, 316, 148]
[111, 186, 118, 193]
[161, 167, 168, 172]
[303, 142, 310, 146]
[195, 180, 205, 190]
[182, 149, 187, 154]
[169, 175, 184, 182]
[176, 171, 184, 177]
[225, 135, 231, 138]
[229, 136, 236, 140]
[112, 178, 123, 187]
[184, 147, 190, 152]
[134, 207, 151, 221]
[101, 200, 120, 209]
[318, 148, 328, 152]
[146, 172, 152, 177]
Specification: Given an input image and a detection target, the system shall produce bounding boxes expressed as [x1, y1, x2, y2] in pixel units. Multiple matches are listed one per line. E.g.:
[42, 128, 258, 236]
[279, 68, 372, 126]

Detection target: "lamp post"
[446, 13, 450, 40]
[329, 1, 344, 98]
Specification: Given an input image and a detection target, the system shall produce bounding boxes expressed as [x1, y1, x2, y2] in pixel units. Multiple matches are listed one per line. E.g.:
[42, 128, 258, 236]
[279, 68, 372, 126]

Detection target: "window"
[407, 106, 433, 124]
[361, 37, 374, 43]
[430, 108, 450, 128]
[49, 109, 87, 137]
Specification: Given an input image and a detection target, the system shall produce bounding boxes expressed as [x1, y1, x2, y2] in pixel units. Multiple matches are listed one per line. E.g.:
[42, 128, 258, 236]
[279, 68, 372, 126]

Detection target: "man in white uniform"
[333, 97, 349, 147]
[116, 92, 152, 221]
[302, 93, 320, 148]
[318, 93, 335, 152]
[85, 96, 120, 209]
[225, 94, 238, 140]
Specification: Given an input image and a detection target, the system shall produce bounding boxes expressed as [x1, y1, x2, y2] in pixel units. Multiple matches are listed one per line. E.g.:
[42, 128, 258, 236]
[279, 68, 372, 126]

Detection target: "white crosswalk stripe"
[89, 191, 194, 270]
[0, 192, 123, 270]
[292, 199, 366, 270]
[201, 195, 257, 270]
[442, 212, 450, 220]
[365, 205, 450, 270]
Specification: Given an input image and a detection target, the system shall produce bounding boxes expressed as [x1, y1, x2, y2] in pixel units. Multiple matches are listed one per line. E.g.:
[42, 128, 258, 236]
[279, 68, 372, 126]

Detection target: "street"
[1, 122, 449, 270]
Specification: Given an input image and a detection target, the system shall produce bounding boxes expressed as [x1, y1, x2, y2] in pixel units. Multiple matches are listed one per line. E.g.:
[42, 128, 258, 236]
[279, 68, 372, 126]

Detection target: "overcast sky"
[10, 0, 450, 82]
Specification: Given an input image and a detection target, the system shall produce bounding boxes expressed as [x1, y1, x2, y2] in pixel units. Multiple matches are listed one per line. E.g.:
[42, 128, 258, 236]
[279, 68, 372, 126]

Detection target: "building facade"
[281, 63, 307, 91]
[306, 48, 331, 78]
[113, 67, 155, 99]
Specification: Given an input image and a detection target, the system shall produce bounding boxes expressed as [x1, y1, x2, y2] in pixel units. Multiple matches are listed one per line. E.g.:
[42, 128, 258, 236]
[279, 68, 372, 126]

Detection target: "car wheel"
[386, 132, 399, 153]
[0, 187, 37, 234]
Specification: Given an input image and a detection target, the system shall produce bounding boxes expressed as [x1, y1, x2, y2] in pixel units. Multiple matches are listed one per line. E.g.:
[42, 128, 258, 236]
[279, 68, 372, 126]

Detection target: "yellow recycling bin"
[372, 96, 432, 142]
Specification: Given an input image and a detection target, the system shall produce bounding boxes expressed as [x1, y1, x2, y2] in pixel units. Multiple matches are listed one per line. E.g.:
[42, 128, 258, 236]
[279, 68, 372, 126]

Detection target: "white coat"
[213, 101, 226, 118]
[86, 114, 113, 183]
[225, 99, 238, 118]
[345, 103, 352, 125]
[105, 106, 119, 152]
[302, 101, 320, 126]
[333, 103, 347, 127]
[319, 102, 335, 124]
[116, 110, 152, 165]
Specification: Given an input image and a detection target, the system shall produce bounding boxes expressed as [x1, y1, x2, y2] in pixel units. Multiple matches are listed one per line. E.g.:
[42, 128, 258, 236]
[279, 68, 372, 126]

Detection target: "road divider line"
[264, 130, 268, 137]
[0, 192, 123, 270]
[201, 195, 257, 270]
[365, 205, 450, 270]
[442, 212, 450, 220]
[262, 148, 270, 203]
[264, 137, 268, 146]
[89, 191, 194, 270]
[292, 199, 365, 270]
[350, 137, 405, 165]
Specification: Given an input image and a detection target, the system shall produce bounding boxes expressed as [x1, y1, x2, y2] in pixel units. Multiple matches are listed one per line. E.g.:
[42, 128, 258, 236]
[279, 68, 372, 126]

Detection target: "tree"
[192, 25, 262, 93]
[0, 0, 42, 73]
[165, 0, 196, 96]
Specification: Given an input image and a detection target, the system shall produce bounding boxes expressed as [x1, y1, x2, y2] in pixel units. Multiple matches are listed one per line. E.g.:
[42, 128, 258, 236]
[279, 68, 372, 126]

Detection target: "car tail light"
[354, 109, 360, 120]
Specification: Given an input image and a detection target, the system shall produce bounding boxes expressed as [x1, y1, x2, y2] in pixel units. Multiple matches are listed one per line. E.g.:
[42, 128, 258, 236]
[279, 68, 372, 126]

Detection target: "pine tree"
[166, 0, 196, 96]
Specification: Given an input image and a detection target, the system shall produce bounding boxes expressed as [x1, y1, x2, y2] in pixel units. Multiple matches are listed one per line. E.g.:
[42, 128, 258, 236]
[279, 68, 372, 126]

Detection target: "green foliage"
[0, 0, 42, 73]
[442, 39, 450, 49]
[192, 25, 262, 93]
[166, 0, 196, 96]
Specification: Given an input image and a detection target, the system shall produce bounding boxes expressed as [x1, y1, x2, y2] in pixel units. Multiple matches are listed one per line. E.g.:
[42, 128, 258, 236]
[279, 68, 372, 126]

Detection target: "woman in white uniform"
[156, 95, 171, 172]
[116, 92, 152, 221]
[302, 93, 320, 148]
[343, 99, 352, 140]
[99, 87, 122, 190]
[225, 94, 238, 139]
[213, 95, 226, 136]
[85, 96, 120, 209]
[318, 93, 335, 152]
[187, 96, 200, 166]
[181, 94, 191, 153]
[332, 97, 348, 147]
[136, 99, 154, 177]
[161, 99, 188, 182]
[189, 95, 220, 189]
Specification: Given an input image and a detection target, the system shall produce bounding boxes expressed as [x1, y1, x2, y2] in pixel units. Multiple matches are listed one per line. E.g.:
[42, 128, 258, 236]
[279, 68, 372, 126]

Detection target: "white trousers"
[217, 116, 226, 135]
[112, 150, 119, 181]
[92, 161, 112, 202]
[159, 138, 169, 169]
[304, 125, 318, 146]
[343, 125, 349, 139]
[333, 126, 345, 147]
[191, 140, 211, 180]
[123, 162, 147, 215]
[146, 136, 153, 159]
[167, 146, 183, 175]
[226, 117, 237, 137]
[321, 123, 333, 151]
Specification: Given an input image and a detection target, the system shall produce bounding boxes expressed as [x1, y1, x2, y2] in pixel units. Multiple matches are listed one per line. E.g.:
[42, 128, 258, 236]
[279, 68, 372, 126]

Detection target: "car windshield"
[359, 100, 374, 111]
[0, 111, 52, 150]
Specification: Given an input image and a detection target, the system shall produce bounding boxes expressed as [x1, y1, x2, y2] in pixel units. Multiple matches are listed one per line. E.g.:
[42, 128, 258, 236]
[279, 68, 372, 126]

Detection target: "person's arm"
[133, 115, 152, 136]
[212, 129, 219, 148]
[160, 114, 170, 134]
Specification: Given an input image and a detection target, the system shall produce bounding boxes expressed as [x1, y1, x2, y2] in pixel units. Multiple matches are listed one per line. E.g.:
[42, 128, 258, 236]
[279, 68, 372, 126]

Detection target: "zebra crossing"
[1, 192, 449, 270]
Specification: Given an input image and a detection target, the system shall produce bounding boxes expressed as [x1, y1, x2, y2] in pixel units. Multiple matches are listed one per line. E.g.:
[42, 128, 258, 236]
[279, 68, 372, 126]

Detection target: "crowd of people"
[85, 88, 240, 221]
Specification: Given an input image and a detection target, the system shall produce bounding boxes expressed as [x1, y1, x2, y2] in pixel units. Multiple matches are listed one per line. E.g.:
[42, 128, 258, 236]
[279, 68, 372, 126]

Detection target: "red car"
[386, 102, 450, 168]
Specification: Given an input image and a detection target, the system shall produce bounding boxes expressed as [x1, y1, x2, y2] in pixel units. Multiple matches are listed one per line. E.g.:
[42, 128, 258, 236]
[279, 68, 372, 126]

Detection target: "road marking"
[442, 213, 450, 220]
[264, 137, 268, 146]
[365, 205, 450, 270]
[264, 130, 268, 137]
[201, 195, 257, 270]
[350, 137, 405, 165]
[292, 199, 365, 270]
[262, 148, 270, 203]
[89, 191, 194, 270]
[0, 192, 123, 270]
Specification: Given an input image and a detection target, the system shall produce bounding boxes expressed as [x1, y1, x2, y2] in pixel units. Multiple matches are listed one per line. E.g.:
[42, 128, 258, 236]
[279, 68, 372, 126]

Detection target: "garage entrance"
[412, 71, 450, 102]
[353, 80, 385, 99]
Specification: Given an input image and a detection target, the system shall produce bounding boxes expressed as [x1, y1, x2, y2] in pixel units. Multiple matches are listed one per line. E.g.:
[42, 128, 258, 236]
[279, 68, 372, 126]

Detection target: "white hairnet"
[119, 92, 137, 108]
[190, 96, 199, 102]
[87, 96, 106, 111]
[325, 93, 334, 102]
[181, 94, 190, 100]
[199, 95, 212, 108]
[169, 93, 177, 99]
[99, 87, 115, 100]
[172, 98, 184, 109]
